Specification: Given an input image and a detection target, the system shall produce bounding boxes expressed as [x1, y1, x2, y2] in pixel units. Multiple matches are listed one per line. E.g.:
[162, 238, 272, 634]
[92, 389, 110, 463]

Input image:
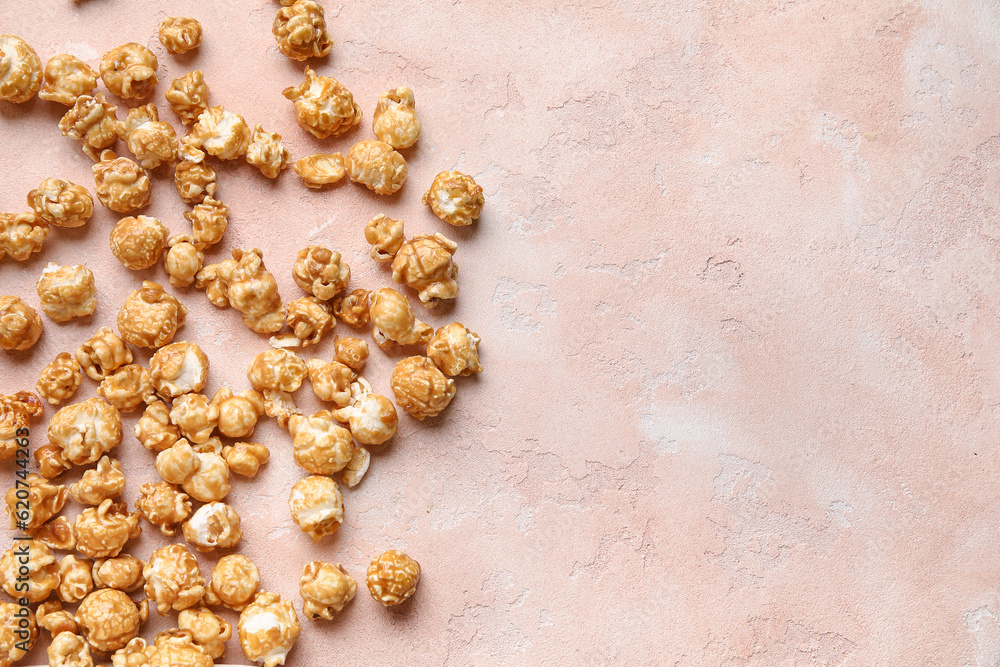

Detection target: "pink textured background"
[3, 0, 1000, 664]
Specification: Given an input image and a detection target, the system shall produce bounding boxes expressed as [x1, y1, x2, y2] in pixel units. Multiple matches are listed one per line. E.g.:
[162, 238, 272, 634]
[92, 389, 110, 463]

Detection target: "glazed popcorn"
[58, 556, 93, 604]
[59, 94, 119, 160]
[2, 213, 48, 265]
[205, 554, 259, 611]
[135, 481, 191, 536]
[117, 281, 187, 349]
[154, 440, 200, 485]
[369, 287, 433, 349]
[334, 336, 369, 372]
[4, 472, 67, 530]
[47, 631, 94, 667]
[75, 588, 148, 652]
[165, 235, 205, 288]
[165, 70, 209, 125]
[392, 232, 459, 307]
[179, 607, 232, 660]
[143, 543, 206, 615]
[92, 555, 145, 592]
[288, 411, 354, 475]
[134, 401, 180, 452]
[149, 340, 209, 398]
[197, 248, 286, 333]
[283, 67, 361, 139]
[98, 364, 153, 413]
[364, 214, 405, 262]
[333, 288, 370, 327]
[174, 149, 216, 204]
[300, 562, 356, 620]
[0, 602, 36, 664]
[74, 499, 141, 559]
[35, 263, 97, 322]
[36, 600, 77, 637]
[30, 515, 77, 551]
[159, 17, 203, 54]
[273, 0, 333, 61]
[223, 442, 270, 477]
[28, 178, 94, 228]
[246, 124, 291, 178]
[331, 378, 398, 445]
[48, 397, 123, 466]
[428, 322, 482, 376]
[110, 216, 169, 270]
[182, 502, 243, 552]
[0, 35, 42, 103]
[292, 245, 350, 300]
[391, 356, 456, 420]
[247, 348, 307, 393]
[0, 295, 42, 350]
[115, 104, 179, 169]
[366, 550, 420, 606]
[286, 296, 334, 346]
[186, 105, 251, 159]
[373, 86, 421, 149]
[169, 393, 219, 443]
[341, 445, 370, 487]
[0, 392, 41, 461]
[37, 353, 83, 405]
[38, 53, 97, 105]
[288, 475, 344, 541]
[34, 443, 72, 480]
[70, 456, 126, 505]
[423, 170, 485, 226]
[184, 195, 229, 249]
[184, 452, 231, 503]
[76, 327, 132, 380]
[212, 387, 265, 438]
[305, 358, 352, 406]
[238, 591, 301, 667]
[112, 632, 213, 667]
[0, 539, 59, 603]
[99, 43, 157, 100]
[292, 153, 345, 188]
[92, 150, 151, 214]
[345, 140, 407, 195]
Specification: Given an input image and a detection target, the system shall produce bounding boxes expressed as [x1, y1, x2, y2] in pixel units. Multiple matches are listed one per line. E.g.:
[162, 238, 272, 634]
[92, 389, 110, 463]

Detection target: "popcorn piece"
[341, 445, 370, 487]
[423, 170, 484, 226]
[165, 70, 209, 125]
[92, 150, 151, 214]
[391, 356, 456, 420]
[48, 397, 123, 466]
[184, 196, 228, 249]
[135, 481, 191, 536]
[76, 327, 132, 380]
[182, 502, 242, 552]
[334, 336, 369, 372]
[165, 234, 205, 288]
[186, 105, 251, 159]
[36, 263, 97, 322]
[0, 34, 41, 102]
[345, 140, 407, 195]
[293, 247, 350, 303]
[92, 555, 145, 592]
[149, 340, 209, 398]
[35, 443, 72, 479]
[0, 295, 42, 350]
[36, 600, 77, 637]
[134, 401, 180, 452]
[154, 441, 199, 485]
[246, 124, 291, 178]
[169, 393, 218, 443]
[206, 555, 259, 611]
[263, 389, 300, 428]
[238, 591, 301, 667]
[333, 288, 370, 327]
[37, 354, 82, 405]
[288, 411, 353, 475]
[248, 348, 307, 392]
[110, 215, 168, 270]
[47, 631, 94, 667]
[179, 607, 232, 660]
[0, 212, 48, 261]
[288, 475, 344, 541]
[59, 94, 118, 160]
[364, 214, 404, 262]
[223, 442, 270, 477]
[0, 391, 42, 461]
[70, 456, 125, 506]
[373, 86, 421, 149]
[31, 516, 77, 551]
[99, 43, 157, 100]
[39, 53, 97, 105]
[305, 359, 352, 406]
[273, 1, 333, 61]
[159, 17, 203, 54]
[183, 451, 231, 503]
[366, 550, 420, 606]
[115, 104, 179, 169]
[174, 150, 216, 204]
[28, 178, 94, 228]
[331, 378, 398, 445]
[300, 562, 356, 620]
[74, 499, 141, 559]
[0, 539, 59, 602]
[392, 232, 459, 306]
[212, 387, 265, 438]
[117, 281, 187, 349]
[286, 296, 333, 346]
[0, 602, 36, 664]
[292, 153, 345, 188]
[4, 472, 67, 530]
[143, 543, 206, 615]
[58, 555, 94, 604]
[369, 287, 433, 349]
[75, 588, 148, 652]
[126, 629, 213, 667]
[283, 67, 360, 138]
[98, 364, 153, 413]
[197, 248, 285, 333]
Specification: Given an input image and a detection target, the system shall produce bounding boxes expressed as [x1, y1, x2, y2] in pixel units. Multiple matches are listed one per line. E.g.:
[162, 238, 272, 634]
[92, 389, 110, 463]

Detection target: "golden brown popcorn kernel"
[392, 232, 459, 307]
[74, 499, 141, 559]
[369, 287, 433, 349]
[39, 53, 96, 105]
[273, 1, 333, 61]
[423, 170, 484, 226]
[110, 215, 168, 270]
[182, 502, 242, 552]
[48, 397, 123, 466]
[149, 340, 209, 398]
[248, 348, 307, 393]
[390, 355, 456, 420]
[75, 588, 148, 652]
[143, 543, 206, 615]
[334, 335, 369, 372]
[37, 353, 82, 405]
[286, 296, 334, 346]
[37, 600, 77, 637]
[305, 358, 352, 406]
[292, 152, 345, 188]
[206, 554, 259, 611]
[76, 327, 132, 381]
[134, 400, 180, 452]
[30, 515, 77, 551]
[165, 234, 205, 288]
[184, 195, 228, 250]
[345, 140, 407, 195]
[47, 630, 94, 667]
[179, 607, 232, 660]
[117, 281, 187, 349]
[341, 445, 370, 487]
[0, 295, 42, 350]
[154, 440, 200, 485]
[115, 104, 179, 169]
[288, 475, 344, 541]
[186, 105, 251, 159]
[283, 67, 360, 138]
[223, 442, 270, 477]
[28, 178, 94, 228]
[0, 391, 42, 461]
[135, 481, 191, 536]
[246, 124, 291, 178]
[300, 561, 356, 620]
[169, 393, 219, 444]
[333, 288, 369, 328]
[4, 472, 67, 530]
[0, 539, 59, 602]
[174, 151, 216, 204]
[262, 388, 300, 428]
[98, 364, 153, 413]
[364, 214, 404, 262]
[165, 70, 209, 125]
[331, 378, 398, 445]
[70, 456, 126, 505]
[212, 387, 265, 438]
[197, 248, 285, 332]
[0, 34, 41, 102]
[59, 94, 118, 160]
[182, 451, 231, 503]
[366, 550, 420, 606]
[288, 411, 353, 475]
[373, 86, 421, 150]
[159, 17, 203, 54]
[0, 212, 48, 261]
[292, 245, 350, 301]
[35, 443, 72, 479]
[92, 150, 151, 214]
[58, 555, 94, 604]
[99, 43, 157, 100]
[0, 601, 36, 663]
[36, 263, 97, 322]
[92, 555, 144, 593]
[428, 321, 482, 376]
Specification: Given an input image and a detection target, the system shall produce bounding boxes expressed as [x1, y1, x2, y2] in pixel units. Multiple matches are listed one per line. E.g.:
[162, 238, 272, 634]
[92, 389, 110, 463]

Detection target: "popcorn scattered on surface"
[39, 53, 97, 105]
[117, 280, 187, 349]
[159, 16, 203, 54]
[423, 170, 485, 226]
[373, 86, 421, 149]
[288, 475, 344, 541]
[292, 153, 346, 188]
[92, 150, 151, 214]
[28, 178, 93, 228]
[300, 561, 356, 620]
[273, 0, 333, 61]
[135, 481, 191, 537]
[391, 355, 457, 419]
[59, 94, 119, 160]
[366, 550, 420, 606]
[0, 34, 42, 103]
[0, 294, 43, 350]
[99, 43, 158, 100]
[165, 70, 210, 125]
[345, 140, 407, 195]
[369, 287, 433, 349]
[75, 588, 148, 652]
[392, 232, 459, 307]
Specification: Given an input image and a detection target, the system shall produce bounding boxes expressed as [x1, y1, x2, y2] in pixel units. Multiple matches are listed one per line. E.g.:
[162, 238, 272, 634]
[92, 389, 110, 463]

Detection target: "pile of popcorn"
[0, 3, 484, 664]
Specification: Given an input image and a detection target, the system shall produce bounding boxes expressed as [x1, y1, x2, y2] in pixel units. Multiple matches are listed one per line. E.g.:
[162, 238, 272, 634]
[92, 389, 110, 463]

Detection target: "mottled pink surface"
[3, 0, 1000, 664]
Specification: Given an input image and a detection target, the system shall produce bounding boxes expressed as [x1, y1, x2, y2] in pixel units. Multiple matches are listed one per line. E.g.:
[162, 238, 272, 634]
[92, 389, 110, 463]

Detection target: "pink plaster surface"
[3, 0, 1000, 664]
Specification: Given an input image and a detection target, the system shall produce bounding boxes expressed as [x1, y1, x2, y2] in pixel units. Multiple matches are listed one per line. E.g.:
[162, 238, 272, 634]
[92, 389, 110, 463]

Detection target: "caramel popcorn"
[115, 104, 179, 169]
[197, 248, 285, 332]
[0, 539, 59, 603]
[76, 327, 132, 381]
[342, 445, 370, 487]
[273, 1, 333, 61]
[331, 378, 398, 445]
[247, 348, 307, 392]
[423, 170, 484, 226]
[92, 555, 144, 593]
[28, 178, 94, 228]
[38, 53, 97, 105]
[184, 196, 228, 250]
[135, 482, 191, 536]
[291, 153, 345, 188]
[126, 629, 214, 667]
[99, 43, 157, 100]
[31, 516, 77, 551]
[205, 555, 259, 611]
[183, 452, 231, 503]
[391, 356, 456, 420]
[345, 140, 407, 195]
[365, 214, 404, 262]
[75, 500, 141, 559]
[117, 281, 187, 349]
[134, 401, 180, 452]
[159, 17, 202, 54]
[75, 588, 148, 652]
[263, 389, 301, 428]
[35, 263, 97, 324]
[48, 397, 123, 466]
[186, 105, 251, 159]
[143, 543, 206, 615]
[0, 391, 41, 461]
[300, 562, 356, 620]
[393, 232, 459, 306]
[154, 440, 199, 484]
[5, 472, 67, 530]
[68, 457, 124, 508]
[288, 411, 354, 475]
[97, 364, 152, 413]
[183, 502, 242, 552]
[0, 35, 41, 103]
[37, 600, 77, 637]
[238, 591, 301, 667]
[333, 288, 370, 327]
[164, 235, 204, 288]
[47, 631, 94, 667]
[369, 287, 433, 349]
[92, 150, 151, 214]
[305, 358, 352, 406]
[0, 212, 48, 261]
[283, 67, 360, 139]
[334, 336, 369, 372]
[149, 341, 209, 398]
[109, 216, 167, 271]
[58, 555, 94, 604]
[246, 124, 291, 178]
[373, 86, 421, 150]
[295, 250, 349, 304]
[179, 607, 231, 660]
[223, 442, 270, 477]
[165, 70, 209, 125]
[174, 150, 216, 204]
[0, 602, 36, 664]
[288, 475, 344, 541]
[169, 393, 218, 443]
[59, 94, 118, 160]
[212, 387, 265, 438]
[0, 295, 42, 350]
[35, 443, 72, 480]
[286, 296, 334, 346]
[366, 550, 420, 606]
